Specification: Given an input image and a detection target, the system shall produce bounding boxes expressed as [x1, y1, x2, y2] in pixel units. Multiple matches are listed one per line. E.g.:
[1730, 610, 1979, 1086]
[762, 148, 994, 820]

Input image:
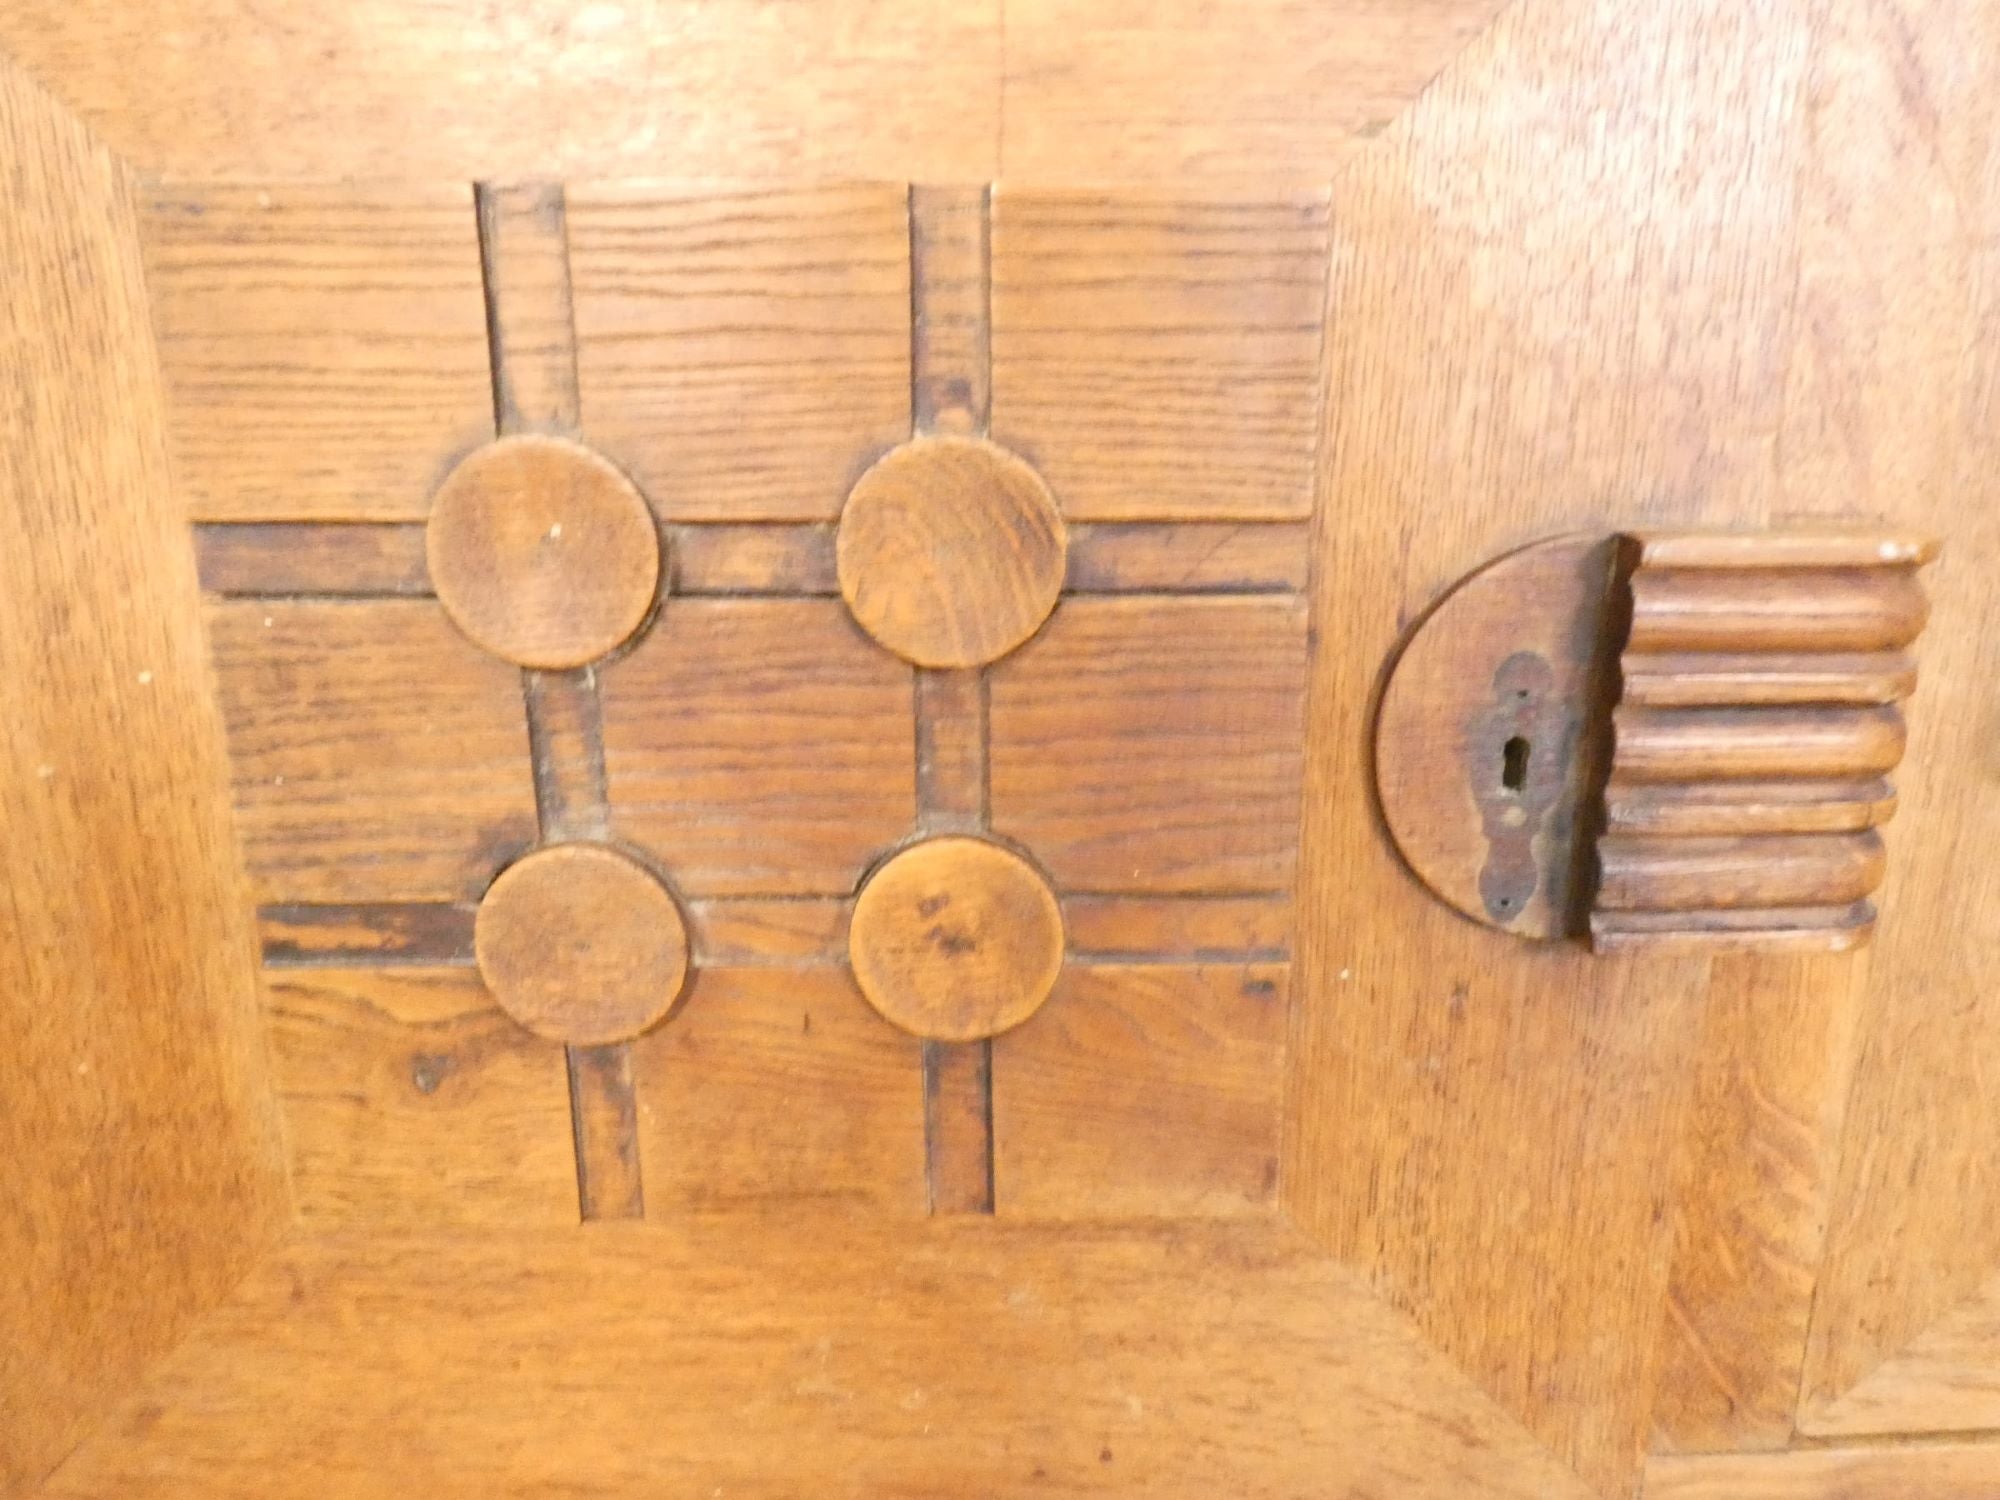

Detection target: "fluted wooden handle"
[1587, 530, 1935, 952]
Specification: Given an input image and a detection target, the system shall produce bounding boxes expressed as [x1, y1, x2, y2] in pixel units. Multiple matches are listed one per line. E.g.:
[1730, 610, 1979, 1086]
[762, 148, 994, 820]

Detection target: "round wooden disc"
[474, 844, 689, 1045]
[848, 836, 1065, 1041]
[428, 435, 661, 669]
[836, 436, 1067, 668]
[1375, 534, 1618, 940]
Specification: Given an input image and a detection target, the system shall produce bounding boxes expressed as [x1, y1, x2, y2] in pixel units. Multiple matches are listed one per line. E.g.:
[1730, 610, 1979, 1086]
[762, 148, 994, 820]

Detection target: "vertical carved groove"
[525, 668, 610, 844]
[477, 180, 644, 1221]
[907, 184, 999, 1213]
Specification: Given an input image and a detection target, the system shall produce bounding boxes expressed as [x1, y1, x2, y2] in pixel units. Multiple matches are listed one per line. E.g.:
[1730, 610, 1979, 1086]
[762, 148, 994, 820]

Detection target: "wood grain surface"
[1597, 535, 1929, 955]
[473, 844, 689, 1047]
[476, 178, 650, 1222]
[206, 600, 537, 903]
[0, 0, 1003, 181]
[990, 596, 1308, 894]
[680, 895, 1293, 967]
[631, 968, 925, 1215]
[1780, 0, 2000, 1423]
[5, 0, 1994, 1486]
[1801, 1268, 2000, 1438]
[1594, 833, 1886, 914]
[0, 0, 1536, 185]
[0, 57, 289, 1493]
[262, 968, 575, 1228]
[1635, 533, 1939, 571]
[684, 897, 852, 967]
[600, 598, 913, 895]
[1650, 953, 1871, 1451]
[40, 1222, 1597, 1500]
[568, 183, 910, 522]
[1610, 707, 1908, 784]
[995, 964, 1287, 1219]
[1645, 1442, 2000, 1499]
[426, 436, 661, 669]
[138, 183, 492, 522]
[991, 189, 1330, 520]
[1001, 0, 1513, 180]
[849, 837, 1065, 1043]
[195, 516, 1312, 604]
[837, 437, 1067, 669]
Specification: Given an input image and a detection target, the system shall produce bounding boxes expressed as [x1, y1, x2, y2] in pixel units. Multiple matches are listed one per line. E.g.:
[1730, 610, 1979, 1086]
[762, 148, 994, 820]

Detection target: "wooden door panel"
[6, 3, 1999, 1499]
[1290, 0, 1816, 1482]
[1289, 0, 2000, 1489]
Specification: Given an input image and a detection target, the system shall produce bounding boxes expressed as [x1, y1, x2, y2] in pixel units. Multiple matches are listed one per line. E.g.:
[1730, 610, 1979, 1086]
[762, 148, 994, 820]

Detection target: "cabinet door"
[2, 3, 1995, 1498]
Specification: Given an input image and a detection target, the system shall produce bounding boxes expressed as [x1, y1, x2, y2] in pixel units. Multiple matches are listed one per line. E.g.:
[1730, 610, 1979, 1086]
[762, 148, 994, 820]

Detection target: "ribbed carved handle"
[1591, 531, 1935, 952]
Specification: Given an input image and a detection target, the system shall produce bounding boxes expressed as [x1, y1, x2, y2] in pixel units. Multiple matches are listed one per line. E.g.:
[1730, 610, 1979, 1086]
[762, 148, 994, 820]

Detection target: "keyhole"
[1501, 736, 1531, 793]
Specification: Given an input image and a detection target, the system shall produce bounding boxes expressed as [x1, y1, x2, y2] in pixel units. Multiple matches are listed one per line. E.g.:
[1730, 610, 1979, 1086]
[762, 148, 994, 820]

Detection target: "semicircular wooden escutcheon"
[1375, 529, 1937, 953]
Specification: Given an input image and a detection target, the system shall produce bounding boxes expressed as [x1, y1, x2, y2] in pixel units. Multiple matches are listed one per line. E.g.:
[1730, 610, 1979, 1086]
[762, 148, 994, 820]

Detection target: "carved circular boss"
[837, 435, 1067, 669]
[428, 434, 661, 670]
[848, 836, 1065, 1043]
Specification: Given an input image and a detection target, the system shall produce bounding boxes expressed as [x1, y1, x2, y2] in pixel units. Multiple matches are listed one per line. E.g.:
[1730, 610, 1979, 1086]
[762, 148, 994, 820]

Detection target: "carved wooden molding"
[1376, 530, 1938, 953]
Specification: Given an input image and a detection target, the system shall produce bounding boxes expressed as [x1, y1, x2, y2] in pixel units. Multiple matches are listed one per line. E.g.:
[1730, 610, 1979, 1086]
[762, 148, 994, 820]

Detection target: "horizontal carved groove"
[198, 521, 1307, 600]
[259, 903, 476, 965]
[668, 523, 838, 595]
[684, 897, 849, 965]
[196, 523, 429, 596]
[1605, 778, 1897, 836]
[1595, 831, 1886, 912]
[262, 896, 1293, 968]
[1591, 901, 1875, 954]
[1618, 650, 1917, 707]
[1627, 566, 1931, 652]
[1634, 531, 1938, 570]
[1611, 705, 1907, 782]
